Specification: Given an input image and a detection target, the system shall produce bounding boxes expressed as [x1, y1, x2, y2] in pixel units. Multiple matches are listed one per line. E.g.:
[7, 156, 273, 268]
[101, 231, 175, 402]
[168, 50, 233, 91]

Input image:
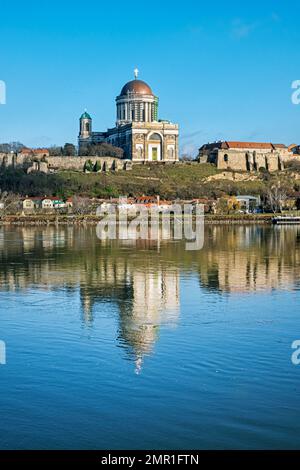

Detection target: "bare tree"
[266, 183, 289, 213]
[72, 196, 93, 215]
[0, 142, 24, 153]
[181, 153, 195, 162]
[0, 191, 21, 214]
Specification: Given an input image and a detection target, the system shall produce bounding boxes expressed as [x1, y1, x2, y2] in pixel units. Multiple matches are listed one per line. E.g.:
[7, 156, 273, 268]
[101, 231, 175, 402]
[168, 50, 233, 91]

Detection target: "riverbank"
[0, 213, 277, 225]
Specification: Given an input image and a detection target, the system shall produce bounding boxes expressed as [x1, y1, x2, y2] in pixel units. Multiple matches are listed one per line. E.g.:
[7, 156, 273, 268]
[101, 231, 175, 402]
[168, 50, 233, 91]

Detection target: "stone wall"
[0, 153, 132, 173]
[0, 152, 27, 168]
[46, 156, 131, 172]
[216, 150, 300, 172]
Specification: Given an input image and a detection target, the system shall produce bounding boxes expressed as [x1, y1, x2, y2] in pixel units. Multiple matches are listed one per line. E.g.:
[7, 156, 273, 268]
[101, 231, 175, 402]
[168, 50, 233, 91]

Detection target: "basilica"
[78, 70, 179, 162]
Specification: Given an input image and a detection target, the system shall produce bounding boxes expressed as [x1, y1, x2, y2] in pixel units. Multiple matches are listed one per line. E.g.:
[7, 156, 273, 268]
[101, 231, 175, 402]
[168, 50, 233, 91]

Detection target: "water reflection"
[0, 225, 300, 370]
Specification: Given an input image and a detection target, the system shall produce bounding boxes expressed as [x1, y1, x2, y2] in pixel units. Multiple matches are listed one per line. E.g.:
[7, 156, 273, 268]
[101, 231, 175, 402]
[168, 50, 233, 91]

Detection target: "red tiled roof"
[22, 197, 41, 201]
[20, 148, 49, 154]
[226, 141, 271, 149]
[135, 196, 158, 203]
[22, 196, 64, 201]
[33, 148, 49, 154]
[225, 141, 287, 150]
[42, 197, 63, 201]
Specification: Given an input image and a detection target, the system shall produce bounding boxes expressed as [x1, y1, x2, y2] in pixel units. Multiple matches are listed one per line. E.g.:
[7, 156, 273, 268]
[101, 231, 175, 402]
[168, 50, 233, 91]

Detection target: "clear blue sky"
[0, 0, 299, 156]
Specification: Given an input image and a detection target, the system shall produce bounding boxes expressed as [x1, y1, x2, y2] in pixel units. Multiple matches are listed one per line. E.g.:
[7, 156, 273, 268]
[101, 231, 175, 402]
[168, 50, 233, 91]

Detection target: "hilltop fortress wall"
[0, 153, 132, 173]
[215, 150, 300, 172]
[1, 149, 300, 174]
[198, 142, 300, 171]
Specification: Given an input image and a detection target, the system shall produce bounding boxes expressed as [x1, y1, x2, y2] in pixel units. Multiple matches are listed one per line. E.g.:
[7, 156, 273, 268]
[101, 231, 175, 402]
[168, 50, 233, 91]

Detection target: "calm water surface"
[0, 225, 300, 449]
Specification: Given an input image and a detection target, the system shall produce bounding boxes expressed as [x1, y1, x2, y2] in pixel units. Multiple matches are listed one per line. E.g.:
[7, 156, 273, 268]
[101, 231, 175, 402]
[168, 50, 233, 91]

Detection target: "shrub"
[94, 161, 102, 172]
[84, 160, 94, 172]
[285, 159, 300, 171]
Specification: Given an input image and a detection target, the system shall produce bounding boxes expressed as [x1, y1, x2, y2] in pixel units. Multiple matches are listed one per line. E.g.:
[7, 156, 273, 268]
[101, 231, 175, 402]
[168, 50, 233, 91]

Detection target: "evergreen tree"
[84, 159, 94, 172]
[94, 161, 102, 172]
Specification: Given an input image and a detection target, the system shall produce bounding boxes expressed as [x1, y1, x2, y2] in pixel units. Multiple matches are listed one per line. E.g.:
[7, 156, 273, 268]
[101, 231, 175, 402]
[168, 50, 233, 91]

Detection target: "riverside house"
[22, 197, 73, 211]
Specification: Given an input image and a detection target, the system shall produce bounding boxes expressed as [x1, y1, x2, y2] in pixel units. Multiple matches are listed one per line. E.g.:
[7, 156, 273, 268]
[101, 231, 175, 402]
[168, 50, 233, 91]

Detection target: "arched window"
[149, 133, 161, 141]
[224, 154, 228, 162]
[85, 122, 90, 132]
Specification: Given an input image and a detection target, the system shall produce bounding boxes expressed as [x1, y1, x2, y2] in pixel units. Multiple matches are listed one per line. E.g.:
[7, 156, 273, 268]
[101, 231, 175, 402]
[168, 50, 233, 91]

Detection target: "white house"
[41, 199, 54, 209]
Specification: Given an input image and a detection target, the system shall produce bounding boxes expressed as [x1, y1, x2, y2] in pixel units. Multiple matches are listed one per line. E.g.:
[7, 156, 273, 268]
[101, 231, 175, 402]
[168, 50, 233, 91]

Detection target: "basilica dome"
[120, 80, 153, 96]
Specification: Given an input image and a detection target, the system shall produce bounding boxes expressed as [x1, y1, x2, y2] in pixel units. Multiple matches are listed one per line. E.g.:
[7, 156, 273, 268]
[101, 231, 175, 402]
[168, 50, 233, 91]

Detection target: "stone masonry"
[198, 141, 300, 172]
[0, 153, 132, 173]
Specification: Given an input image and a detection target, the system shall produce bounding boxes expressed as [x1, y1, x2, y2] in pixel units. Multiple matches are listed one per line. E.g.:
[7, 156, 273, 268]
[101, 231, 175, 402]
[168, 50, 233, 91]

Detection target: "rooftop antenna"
[134, 67, 139, 79]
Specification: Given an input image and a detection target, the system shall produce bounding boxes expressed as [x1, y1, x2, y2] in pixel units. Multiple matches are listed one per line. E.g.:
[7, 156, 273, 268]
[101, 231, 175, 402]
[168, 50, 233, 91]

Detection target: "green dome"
[80, 111, 92, 120]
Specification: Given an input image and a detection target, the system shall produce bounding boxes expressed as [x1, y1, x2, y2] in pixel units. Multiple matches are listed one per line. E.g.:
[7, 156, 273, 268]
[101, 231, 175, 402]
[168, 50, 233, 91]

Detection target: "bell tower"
[79, 110, 92, 139]
[78, 110, 92, 154]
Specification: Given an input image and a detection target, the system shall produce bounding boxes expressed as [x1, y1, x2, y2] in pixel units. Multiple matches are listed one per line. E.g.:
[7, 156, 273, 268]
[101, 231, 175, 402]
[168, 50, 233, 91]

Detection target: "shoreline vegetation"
[0, 213, 279, 225]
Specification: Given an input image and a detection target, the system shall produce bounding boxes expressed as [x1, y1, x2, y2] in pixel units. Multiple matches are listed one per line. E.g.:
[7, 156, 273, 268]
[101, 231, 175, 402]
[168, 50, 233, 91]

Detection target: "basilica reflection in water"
[0, 225, 300, 370]
[79, 260, 180, 373]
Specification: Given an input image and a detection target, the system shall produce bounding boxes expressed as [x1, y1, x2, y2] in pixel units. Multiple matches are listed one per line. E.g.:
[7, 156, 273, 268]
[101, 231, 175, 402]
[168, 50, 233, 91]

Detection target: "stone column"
[144, 134, 147, 161]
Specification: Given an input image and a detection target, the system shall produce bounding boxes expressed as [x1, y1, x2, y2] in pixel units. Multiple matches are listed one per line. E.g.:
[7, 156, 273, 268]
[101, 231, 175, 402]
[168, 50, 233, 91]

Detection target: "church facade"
[78, 71, 179, 162]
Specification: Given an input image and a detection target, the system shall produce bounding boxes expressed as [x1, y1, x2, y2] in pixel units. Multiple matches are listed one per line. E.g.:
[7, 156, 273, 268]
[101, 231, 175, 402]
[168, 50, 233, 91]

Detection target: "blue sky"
[0, 0, 299, 156]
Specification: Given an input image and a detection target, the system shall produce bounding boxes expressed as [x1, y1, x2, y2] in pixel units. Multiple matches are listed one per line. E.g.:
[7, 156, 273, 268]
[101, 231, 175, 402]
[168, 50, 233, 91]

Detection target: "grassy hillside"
[0, 163, 299, 200]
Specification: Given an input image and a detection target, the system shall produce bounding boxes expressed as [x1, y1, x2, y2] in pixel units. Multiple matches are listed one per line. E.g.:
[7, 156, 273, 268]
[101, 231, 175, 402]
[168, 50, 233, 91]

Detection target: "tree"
[0, 142, 24, 153]
[285, 159, 300, 172]
[84, 159, 94, 172]
[266, 182, 289, 213]
[72, 196, 92, 215]
[79, 143, 124, 158]
[94, 161, 102, 172]
[0, 190, 20, 214]
[215, 198, 229, 214]
[78, 144, 88, 156]
[215, 196, 241, 215]
[48, 146, 63, 156]
[63, 143, 76, 156]
[181, 154, 196, 161]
